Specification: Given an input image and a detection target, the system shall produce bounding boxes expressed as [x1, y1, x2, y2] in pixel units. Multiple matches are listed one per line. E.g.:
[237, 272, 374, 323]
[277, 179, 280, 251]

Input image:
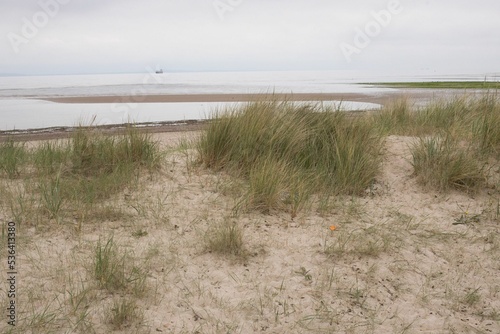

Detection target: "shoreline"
[2, 90, 463, 141]
[37, 88, 481, 105]
[0, 119, 207, 142]
[41, 92, 399, 104]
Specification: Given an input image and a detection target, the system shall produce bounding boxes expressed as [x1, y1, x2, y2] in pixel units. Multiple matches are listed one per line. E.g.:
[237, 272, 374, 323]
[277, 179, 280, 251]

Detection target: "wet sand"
[42, 92, 417, 105]
[0, 120, 206, 142]
[5, 90, 457, 141]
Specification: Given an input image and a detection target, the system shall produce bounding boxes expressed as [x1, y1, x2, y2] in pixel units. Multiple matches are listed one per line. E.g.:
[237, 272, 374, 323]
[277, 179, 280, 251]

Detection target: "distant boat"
[155, 69, 163, 74]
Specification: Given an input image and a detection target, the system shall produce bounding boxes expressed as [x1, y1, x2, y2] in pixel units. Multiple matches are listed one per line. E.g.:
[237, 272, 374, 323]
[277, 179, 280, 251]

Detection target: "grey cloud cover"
[1, 0, 499, 75]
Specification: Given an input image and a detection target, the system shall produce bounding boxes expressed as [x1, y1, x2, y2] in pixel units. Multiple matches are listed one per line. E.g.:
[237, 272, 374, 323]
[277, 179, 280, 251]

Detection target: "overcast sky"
[1, 0, 499, 76]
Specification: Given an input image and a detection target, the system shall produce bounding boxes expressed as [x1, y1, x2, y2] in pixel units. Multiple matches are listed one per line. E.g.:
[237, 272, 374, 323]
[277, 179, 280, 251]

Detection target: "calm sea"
[0, 71, 495, 131]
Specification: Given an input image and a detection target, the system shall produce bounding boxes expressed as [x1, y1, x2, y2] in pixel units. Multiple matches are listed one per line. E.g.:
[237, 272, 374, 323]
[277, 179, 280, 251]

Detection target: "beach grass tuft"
[94, 236, 128, 291]
[0, 125, 162, 224]
[93, 236, 148, 295]
[470, 94, 500, 157]
[198, 100, 383, 215]
[38, 172, 64, 220]
[33, 141, 70, 176]
[375, 94, 499, 193]
[105, 298, 143, 330]
[71, 126, 160, 177]
[375, 94, 500, 148]
[374, 95, 472, 136]
[373, 97, 414, 135]
[0, 139, 27, 178]
[205, 219, 245, 257]
[410, 135, 486, 192]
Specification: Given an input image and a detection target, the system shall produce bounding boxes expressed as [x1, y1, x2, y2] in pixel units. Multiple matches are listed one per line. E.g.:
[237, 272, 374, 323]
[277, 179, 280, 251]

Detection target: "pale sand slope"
[1, 132, 499, 334]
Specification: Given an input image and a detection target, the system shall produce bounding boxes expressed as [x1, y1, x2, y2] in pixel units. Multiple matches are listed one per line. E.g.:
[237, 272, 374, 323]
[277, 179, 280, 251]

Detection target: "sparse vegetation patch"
[1, 125, 161, 224]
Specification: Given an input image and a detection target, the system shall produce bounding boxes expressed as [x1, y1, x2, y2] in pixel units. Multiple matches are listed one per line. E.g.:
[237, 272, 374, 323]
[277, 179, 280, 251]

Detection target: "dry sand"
[1, 129, 499, 333]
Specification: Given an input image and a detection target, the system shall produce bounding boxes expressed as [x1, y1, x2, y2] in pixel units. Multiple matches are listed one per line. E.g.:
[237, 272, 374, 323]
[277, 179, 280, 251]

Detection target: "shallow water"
[0, 99, 380, 131]
[0, 71, 495, 130]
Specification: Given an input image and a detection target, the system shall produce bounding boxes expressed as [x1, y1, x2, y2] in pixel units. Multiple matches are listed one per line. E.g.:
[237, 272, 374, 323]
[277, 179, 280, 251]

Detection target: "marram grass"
[198, 100, 383, 214]
[0, 139, 27, 178]
[375, 93, 500, 153]
[0, 125, 162, 223]
[410, 135, 486, 192]
[375, 93, 498, 192]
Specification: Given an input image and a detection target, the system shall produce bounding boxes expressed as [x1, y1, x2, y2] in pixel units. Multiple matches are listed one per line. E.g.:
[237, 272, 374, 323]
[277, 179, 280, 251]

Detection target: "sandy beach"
[42, 91, 441, 105]
[1, 128, 499, 333]
[1, 92, 499, 333]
